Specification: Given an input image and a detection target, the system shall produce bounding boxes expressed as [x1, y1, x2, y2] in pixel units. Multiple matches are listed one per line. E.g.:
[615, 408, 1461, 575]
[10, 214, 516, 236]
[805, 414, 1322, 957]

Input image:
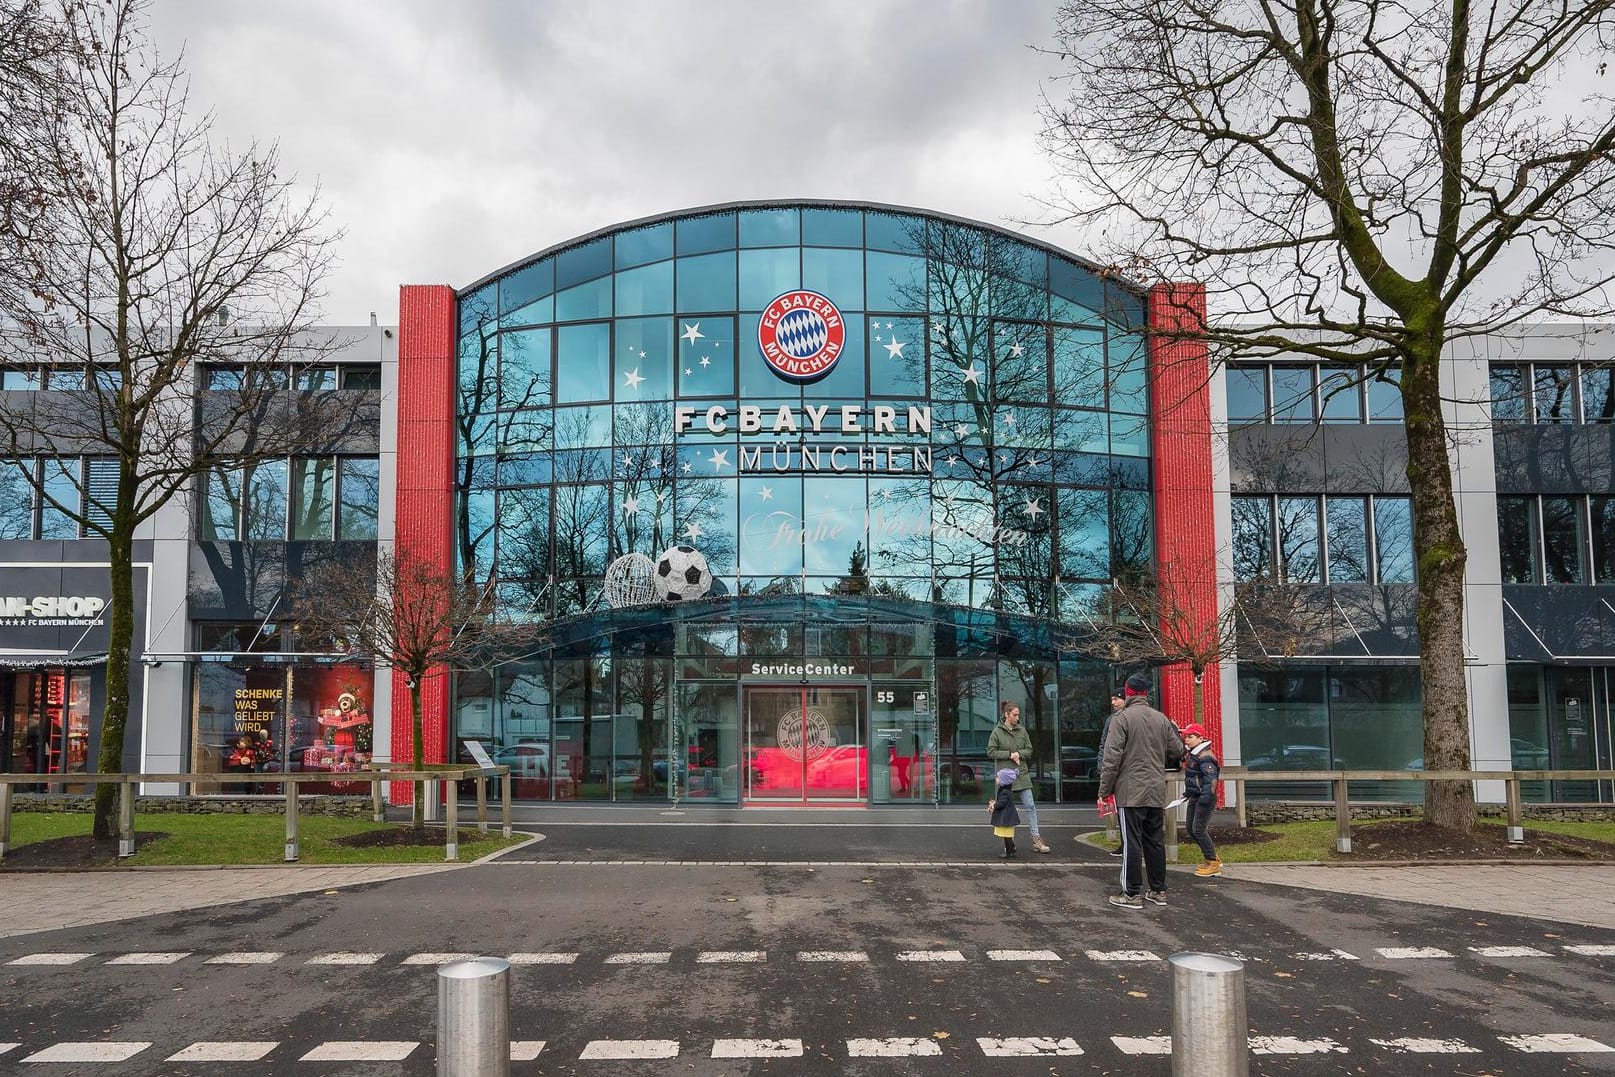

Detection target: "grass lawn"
[5, 812, 528, 866]
[1083, 816, 1615, 864]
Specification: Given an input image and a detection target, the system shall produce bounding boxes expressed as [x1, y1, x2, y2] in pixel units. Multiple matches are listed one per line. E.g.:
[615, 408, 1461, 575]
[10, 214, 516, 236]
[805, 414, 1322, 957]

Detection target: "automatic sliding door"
[745, 685, 864, 803]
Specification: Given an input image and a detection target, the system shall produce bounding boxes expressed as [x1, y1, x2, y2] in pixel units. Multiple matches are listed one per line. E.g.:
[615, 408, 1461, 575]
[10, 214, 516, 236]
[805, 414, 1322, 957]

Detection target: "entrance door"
[744, 685, 864, 803]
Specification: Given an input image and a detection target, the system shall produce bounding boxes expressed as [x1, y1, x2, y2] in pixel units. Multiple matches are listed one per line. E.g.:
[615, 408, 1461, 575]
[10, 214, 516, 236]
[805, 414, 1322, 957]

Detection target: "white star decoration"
[1003, 411, 1017, 428]
[758, 485, 774, 502]
[622, 495, 641, 516]
[623, 368, 644, 390]
[708, 449, 729, 471]
[683, 521, 703, 540]
[954, 423, 970, 438]
[959, 364, 982, 386]
[699, 356, 711, 367]
[1009, 341, 1025, 358]
[883, 337, 906, 360]
[1025, 497, 1044, 521]
[681, 462, 692, 474]
[681, 323, 704, 345]
[684, 368, 692, 376]
[621, 451, 635, 467]
[944, 454, 959, 469]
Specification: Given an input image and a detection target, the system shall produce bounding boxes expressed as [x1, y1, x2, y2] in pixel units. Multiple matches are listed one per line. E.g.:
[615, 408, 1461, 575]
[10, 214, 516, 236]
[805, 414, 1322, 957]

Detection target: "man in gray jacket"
[1098, 672, 1185, 910]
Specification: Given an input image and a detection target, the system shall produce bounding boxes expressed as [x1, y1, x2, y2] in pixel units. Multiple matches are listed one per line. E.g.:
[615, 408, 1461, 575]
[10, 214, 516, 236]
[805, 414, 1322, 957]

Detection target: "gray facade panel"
[1229, 425, 1408, 493]
[1493, 424, 1615, 493]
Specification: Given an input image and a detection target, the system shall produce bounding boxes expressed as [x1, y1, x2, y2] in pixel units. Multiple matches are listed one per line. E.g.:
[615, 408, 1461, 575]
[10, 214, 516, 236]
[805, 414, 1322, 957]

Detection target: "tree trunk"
[410, 678, 425, 830]
[1401, 336, 1476, 832]
[91, 529, 136, 839]
[1191, 668, 1204, 730]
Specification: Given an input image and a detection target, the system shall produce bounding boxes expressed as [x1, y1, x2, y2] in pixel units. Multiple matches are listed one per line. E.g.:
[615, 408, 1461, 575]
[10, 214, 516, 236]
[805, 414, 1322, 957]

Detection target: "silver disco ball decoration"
[603, 552, 658, 608]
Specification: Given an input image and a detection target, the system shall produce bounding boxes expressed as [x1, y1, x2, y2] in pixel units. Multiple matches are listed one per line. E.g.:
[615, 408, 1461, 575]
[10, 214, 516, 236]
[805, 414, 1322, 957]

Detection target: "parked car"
[1243, 744, 1342, 770]
[1060, 746, 1100, 781]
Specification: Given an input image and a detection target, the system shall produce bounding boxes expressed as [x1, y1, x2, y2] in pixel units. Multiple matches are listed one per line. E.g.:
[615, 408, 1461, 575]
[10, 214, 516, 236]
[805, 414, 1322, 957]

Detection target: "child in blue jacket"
[1181, 723, 1222, 877]
[990, 767, 1022, 859]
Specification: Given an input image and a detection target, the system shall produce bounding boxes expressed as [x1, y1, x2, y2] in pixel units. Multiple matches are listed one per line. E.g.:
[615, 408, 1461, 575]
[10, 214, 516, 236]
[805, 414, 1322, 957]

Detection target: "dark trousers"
[1118, 805, 1166, 895]
[1187, 800, 1217, 860]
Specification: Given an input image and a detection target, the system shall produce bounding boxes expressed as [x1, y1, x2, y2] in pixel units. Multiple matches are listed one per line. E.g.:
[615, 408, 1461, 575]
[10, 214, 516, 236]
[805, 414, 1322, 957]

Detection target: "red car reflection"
[747, 746, 922, 795]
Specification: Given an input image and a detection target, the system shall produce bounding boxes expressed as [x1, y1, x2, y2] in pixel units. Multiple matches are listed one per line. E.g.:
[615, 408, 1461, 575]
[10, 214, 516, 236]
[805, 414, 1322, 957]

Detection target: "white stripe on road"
[1291, 949, 1358, 961]
[205, 953, 282, 965]
[897, 950, 966, 962]
[987, 949, 1061, 962]
[797, 951, 868, 962]
[306, 952, 383, 965]
[1375, 947, 1452, 959]
[7, 954, 93, 966]
[1470, 945, 1549, 958]
[21, 1042, 151, 1063]
[712, 1038, 803, 1057]
[507, 953, 578, 965]
[1370, 1037, 1480, 1054]
[1112, 1035, 1172, 1055]
[1564, 945, 1615, 956]
[166, 1042, 278, 1062]
[402, 953, 478, 965]
[605, 952, 672, 964]
[978, 1037, 1084, 1056]
[511, 1041, 545, 1061]
[1500, 1034, 1615, 1053]
[299, 1041, 418, 1061]
[579, 1039, 680, 1059]
[1085, 950, 1160, 962]
[0, 1044, 17, 1058]
[1250, 1036, 1347, 1054]
[697, 951, 767, 963]
[848, 1038, 942, 1057]
[106, 952, 189, 965]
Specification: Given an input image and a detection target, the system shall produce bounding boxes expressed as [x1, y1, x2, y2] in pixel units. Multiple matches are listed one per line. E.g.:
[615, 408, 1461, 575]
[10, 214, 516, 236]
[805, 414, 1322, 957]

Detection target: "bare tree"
[295, 551, 543, 828]
[0, 0, 74, 314]
[0, 0, 355, 838]
[1043, 0, 1615, 830]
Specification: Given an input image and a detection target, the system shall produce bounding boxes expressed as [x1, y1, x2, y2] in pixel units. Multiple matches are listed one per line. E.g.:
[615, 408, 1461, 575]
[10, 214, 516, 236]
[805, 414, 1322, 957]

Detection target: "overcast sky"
[146, 1, 1074, 324]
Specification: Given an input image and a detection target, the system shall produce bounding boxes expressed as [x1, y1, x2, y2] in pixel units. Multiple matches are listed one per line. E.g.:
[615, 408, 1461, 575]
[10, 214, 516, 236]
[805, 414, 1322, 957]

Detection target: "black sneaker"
[1108, 847, 1124, 857]
[1108, 892, 1144, 911]
[1145, 890, 1167, 907]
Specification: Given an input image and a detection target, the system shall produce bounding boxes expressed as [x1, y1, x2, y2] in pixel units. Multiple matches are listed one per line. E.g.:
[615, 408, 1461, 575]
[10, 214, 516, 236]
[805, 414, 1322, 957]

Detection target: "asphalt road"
[1, 826, 1613, 1075]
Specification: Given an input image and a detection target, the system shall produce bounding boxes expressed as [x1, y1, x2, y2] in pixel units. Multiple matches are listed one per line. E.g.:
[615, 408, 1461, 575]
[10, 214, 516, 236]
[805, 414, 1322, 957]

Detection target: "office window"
[1591, 497, 1615, 582]
[1325, 496, 1369, 582]
[1489, 365, 1527, 422]
[1226, 367, 1267, 424]
[1533, 365, 1576, 423]
[242, 460, 289, 541]
[0, 459, 34, 538]
[1277, 496, 1321, 582]
[40, 458, 81, 538]
[337, 457, 381, 540]
[1, 368, 41, 390]
[84, 458, 117, 531]
[1496, 496, 1538, 584]
[1270, 366, 1315, 423]
[1541, 496, 1587, 583]
[1365, 369, 1403, 423]
[1319, 366, 1362, 423]
[295, 365, 337, 391]
[1582, 365, 1615, 423]
[290, 457, 335, 540]
[1372, 496, 1415, 584]
[340, 365, 382, 390]
[1231, 496, 1274, 580]
[44, 367, 86, 390]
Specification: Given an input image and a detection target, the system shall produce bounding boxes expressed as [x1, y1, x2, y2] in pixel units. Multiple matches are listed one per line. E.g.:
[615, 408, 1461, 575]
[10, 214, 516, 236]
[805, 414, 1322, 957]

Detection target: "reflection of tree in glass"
[0, 460, 34, 538]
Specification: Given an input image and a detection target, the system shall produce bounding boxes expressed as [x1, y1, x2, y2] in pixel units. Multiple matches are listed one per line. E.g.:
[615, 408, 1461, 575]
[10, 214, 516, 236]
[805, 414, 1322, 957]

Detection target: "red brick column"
[391, 284, 457, 805]
[1145, 283, 1224, 758]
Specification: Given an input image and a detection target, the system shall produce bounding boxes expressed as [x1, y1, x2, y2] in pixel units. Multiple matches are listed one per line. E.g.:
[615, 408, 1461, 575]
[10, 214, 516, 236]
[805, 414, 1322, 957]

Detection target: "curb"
[1074, 830, 1615, 869]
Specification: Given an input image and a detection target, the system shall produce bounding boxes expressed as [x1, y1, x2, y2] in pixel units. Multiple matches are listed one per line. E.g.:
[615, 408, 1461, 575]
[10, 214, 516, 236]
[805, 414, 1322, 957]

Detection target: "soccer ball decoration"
[653, 544, 713, 601]
[603, 552, 658, 608]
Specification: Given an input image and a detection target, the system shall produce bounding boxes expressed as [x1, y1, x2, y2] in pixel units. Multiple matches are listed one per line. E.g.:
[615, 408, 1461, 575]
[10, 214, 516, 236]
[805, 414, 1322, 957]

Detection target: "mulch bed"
[0, 831, 167, 869]
[1193, 825, 1280, 845]
[1338, 821, 1615, 862]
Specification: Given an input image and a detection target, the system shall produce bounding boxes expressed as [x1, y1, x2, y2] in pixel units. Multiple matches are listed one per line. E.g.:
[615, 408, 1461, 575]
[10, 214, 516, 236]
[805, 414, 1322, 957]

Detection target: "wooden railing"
[0, 765, 513, 864]
[1216, 767, 1615, 854]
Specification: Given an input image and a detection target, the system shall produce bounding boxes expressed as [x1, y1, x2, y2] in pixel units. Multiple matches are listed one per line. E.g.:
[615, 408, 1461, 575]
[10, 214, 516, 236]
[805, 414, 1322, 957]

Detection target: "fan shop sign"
[673, 404, 934, 474]
[0, 594, 107, 627]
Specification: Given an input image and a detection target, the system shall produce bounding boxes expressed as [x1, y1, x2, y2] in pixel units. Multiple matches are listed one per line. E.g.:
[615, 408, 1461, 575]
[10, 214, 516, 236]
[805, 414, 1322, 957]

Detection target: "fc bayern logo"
[757, 290, 846, 382]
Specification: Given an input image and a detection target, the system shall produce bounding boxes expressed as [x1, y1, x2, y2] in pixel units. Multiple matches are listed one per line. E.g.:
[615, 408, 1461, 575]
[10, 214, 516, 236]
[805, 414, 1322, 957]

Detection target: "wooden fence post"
[1333, 776, 1351, 854]
[1506, 778, 1525, 844]
[476, 774, 488, 834]
[118, 780, 136, 858]
[371, 773, 384, 824]
[0, 781, 11, 861]
[445, 781, 459, 861]
[284, 780, 300, 862]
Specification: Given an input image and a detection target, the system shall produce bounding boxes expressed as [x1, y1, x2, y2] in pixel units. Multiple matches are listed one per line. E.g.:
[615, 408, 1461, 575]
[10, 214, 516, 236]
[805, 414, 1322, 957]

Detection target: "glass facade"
[450, 203, 1152, 804]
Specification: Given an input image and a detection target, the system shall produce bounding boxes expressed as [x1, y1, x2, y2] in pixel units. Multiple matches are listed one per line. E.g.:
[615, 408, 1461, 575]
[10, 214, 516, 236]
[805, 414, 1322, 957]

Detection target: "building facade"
[4, 199, 1610, 807]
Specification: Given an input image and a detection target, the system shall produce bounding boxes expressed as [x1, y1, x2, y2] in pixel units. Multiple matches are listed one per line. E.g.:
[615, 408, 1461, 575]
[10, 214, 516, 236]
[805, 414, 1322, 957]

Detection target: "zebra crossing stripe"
[205, 953, 282, 965]
[1469, 945, 1549, 958]
[605, 952, 672, 964]
[20, 1042, 151, 1063]
[165, 1042, 277, 1062]
[1250, 1036, 1347, 1054]
[579, 1039, 679, 1060]
[797, 951, 868, 962]
[299, 1041, 418, 1061]
[1370, 1037, 1479, 1054]
[978, 1037, 1084, 1056]
[1085, 950, 1160, 962]
[402, 953, 478, 965]
[1291, 949, 1358, 961]
[507, 953, 578, 965]
[1564, 944, 1615, 956]
[712, 1038, 803, 1058]
[0, 1044, 17, 1058]
[1375, 947, 1452, 959]
[987, 949, 1061, 962]
[1112, 1035, 1172, 1055]
[697, 951, 767, 963]
[1500, 1034, 1615, 1053]
[106, 952, 189, 965]
[306, 952, 383, 965]
[510, 1041, 545, 1061]
[848, 1037, 942, 1057]
[897, 950, 966, 962]
[7, 953, 93, 966]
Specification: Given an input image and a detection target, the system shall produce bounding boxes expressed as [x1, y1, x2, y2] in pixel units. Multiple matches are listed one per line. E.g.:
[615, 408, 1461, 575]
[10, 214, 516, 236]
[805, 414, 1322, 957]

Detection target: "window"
[1541, 496, 1587, 583]
[555, 323, 611, 404]
[1534, 365, 1577, 422]
[1270, 366, 1315, 423]
[1319, 366, 1362, 423]
[2, 368, 41, 390]
[1496, 496, 1539, 584]
[290, 457, 334, 540]
[203, 456, 379, 541]
[337, 457, 380, 540]
[1225, 367, 1267, 424]
[1372, 497, 1415, 584]
[202, 365, 244, 391]
[0, 459, 33, 538]
[40, 458, 81, 538]
[1277, 496, 1321, 582]
[0, 457, 96, 539]
[294, 366, 337, 391]
[1325, 497, 1369, 582]
[1365, 369, 1403, 423]
[1490, 365, 1527, 422]
[339, 365, 381, 390]
[1231, 496, 1274, 580]
[44, 368, 85, 390]
[1584, 366, 1615, 423]
[1591, 497, 1615, 582]
[242, 460, 289, 540]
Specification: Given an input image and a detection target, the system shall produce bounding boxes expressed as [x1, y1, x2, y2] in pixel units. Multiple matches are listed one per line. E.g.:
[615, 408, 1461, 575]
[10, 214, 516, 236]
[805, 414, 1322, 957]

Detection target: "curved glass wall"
[452, 203, 1152, 805]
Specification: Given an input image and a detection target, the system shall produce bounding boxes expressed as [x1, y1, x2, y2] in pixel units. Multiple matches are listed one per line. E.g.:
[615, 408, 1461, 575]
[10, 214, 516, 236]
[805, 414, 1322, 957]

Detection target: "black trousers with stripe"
[1117, 805, 1166, 896]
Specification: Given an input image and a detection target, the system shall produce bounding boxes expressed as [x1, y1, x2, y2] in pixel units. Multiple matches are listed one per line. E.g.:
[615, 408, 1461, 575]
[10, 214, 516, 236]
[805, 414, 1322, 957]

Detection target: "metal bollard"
[438, 957, 510, 1077]
[1169, 952, 1248, 1077]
